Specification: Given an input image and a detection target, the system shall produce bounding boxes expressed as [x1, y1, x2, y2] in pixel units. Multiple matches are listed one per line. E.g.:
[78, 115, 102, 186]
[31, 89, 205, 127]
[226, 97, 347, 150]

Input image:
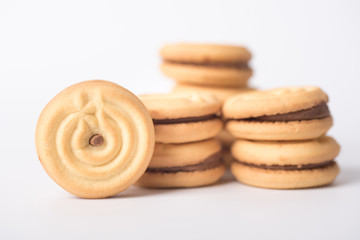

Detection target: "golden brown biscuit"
[232, 136, 340, 166]
[136, 139, 226, 188]
[154, 120, 223, 144]
[140, 93, 221, 119]
[231, 161, 339, 189]
[231, 136, 340, 189]
[160, 43, 252, 63]
[137, 166, 226, 188]
[35, 80, 155, 198]
[223, 86, 332, 140]
[160, 43, 253, 87]
[161, 62, 252, 87]
[226, 117, 333, 141]
[140, 93, 223, 143]
[223, 86, 329, 119]
[172, 84, 255, 103]
[148, 139, 221, 168]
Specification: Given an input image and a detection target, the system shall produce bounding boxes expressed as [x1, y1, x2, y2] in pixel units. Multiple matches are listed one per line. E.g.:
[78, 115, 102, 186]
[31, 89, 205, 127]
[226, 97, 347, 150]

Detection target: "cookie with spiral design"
[35, 80, 155, 198]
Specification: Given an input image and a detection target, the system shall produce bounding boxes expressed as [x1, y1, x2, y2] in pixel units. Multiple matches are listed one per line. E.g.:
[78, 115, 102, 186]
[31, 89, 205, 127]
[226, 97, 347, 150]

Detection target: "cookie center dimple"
[89, 134, 104, 146]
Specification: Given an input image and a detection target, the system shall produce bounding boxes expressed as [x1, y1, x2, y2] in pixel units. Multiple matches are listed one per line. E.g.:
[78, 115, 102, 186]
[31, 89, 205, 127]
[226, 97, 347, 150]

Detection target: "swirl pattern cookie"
[35, 80, 155, 198]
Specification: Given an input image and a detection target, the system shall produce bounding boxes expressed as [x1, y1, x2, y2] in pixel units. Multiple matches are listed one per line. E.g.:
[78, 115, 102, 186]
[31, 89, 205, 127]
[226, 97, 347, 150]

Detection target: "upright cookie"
[172, 83, 255, 103]
[160, 43, 253, 87]
[35, 80, 155, 198]
[223, 86, 333, 140]
[231, 136, 340, 189]
[136, 139, 226, 188]
[140, 93, 223, 143]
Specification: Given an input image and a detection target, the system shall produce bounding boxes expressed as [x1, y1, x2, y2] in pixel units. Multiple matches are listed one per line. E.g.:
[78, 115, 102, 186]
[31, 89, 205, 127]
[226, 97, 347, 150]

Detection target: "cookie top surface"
[231, 136, 340, 166]
[149, 139, 221, 168]
[172, 84, 255, 103]
[160, 43, 251, 63]
[139, 93, 222, 120]
[35, 80, 155, 198]
[223, 86, 329, 119]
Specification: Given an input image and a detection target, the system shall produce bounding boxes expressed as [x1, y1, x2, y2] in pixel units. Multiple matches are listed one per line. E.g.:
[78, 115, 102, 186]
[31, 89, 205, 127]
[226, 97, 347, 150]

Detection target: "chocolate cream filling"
[164, 60, 250, 69]
[146, 152, 223, 174]
[233, 102, 330, 122]
[235, 159, 335, 171]
[153, 114, 219, 125]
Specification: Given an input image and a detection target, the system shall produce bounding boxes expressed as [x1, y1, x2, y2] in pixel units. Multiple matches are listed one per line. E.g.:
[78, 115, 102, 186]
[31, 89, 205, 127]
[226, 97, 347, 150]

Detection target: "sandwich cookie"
[172, 83, 255, 103]
[35, 80, 155, 198]
[140, 93, 223, 143]
[160, 43, 253, 87]
[231, 136, 340, 189]
[223, 86, 333, 140]
[136, 139, 226, 188]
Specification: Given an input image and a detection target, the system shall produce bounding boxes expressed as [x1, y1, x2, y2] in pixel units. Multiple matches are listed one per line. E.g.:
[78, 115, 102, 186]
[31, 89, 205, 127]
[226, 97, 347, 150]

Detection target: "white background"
[1, 0, 359, 239]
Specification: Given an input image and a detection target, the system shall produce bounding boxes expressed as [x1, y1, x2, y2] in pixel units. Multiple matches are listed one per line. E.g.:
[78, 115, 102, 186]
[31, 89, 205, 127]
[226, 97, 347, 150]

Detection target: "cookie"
[136, 139, 226, 188]
[35, 80, 155, 198]
[161, 43, 252, 63]
[223, 86, 333, 140]
[172, 83, 255, 103]
[231, 136, 340, 189]
[160, 43, 253, 87]
[140, 93, 223, 143]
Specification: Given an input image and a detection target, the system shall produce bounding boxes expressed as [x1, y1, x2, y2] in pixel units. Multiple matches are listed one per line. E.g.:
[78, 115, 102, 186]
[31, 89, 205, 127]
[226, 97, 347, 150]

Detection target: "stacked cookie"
[223, 86, 340, 189]
[160, 43, 253, 102]
[35, 45, 342, 198]
[136, 93, 226, 188]
[160, 43, 254, 165]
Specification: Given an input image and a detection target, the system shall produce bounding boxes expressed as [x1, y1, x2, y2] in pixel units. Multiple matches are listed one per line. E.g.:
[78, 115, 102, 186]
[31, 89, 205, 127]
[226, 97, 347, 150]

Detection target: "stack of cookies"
[160, 43, 253, 94]
[223, 86, 340, 189]
[160, 43, 254, 165]
[35, 44, 342, 198]
[136, 93, 226, 188]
